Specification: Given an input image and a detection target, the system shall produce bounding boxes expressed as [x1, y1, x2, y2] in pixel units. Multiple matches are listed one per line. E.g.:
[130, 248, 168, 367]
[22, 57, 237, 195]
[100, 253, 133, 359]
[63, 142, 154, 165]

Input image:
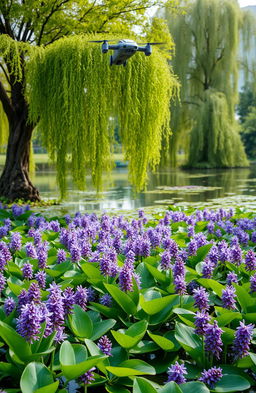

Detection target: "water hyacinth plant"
[0, 204, 256, 392]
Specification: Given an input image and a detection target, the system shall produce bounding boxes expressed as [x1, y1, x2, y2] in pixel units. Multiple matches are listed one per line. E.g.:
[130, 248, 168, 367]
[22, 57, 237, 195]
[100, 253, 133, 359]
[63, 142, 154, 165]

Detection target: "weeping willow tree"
[0, 0, 179, 201]
[165, 0, 248, 168]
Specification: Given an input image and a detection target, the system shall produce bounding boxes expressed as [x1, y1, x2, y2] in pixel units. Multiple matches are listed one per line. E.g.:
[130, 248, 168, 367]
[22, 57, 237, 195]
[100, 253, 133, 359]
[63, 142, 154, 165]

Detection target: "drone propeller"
[138, 42, 166, 45]
[88, 40, 116, 43]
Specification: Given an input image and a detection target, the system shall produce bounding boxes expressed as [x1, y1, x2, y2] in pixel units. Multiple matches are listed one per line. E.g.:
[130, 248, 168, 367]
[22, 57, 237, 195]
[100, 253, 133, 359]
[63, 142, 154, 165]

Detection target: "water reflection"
[26, 164, 256, 215]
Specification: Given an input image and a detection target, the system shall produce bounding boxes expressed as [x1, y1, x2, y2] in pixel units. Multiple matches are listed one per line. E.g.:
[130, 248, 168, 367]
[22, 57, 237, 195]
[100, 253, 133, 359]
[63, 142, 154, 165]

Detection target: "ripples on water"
[29, 164, 256, 215]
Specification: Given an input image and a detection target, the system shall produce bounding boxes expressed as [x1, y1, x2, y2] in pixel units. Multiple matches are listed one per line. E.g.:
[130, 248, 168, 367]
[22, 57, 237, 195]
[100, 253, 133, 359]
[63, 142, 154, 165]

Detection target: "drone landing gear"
[110, 55, 113, 66]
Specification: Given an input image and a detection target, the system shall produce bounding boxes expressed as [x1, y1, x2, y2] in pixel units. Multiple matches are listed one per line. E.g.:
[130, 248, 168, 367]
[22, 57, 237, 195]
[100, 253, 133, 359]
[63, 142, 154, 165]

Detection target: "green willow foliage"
[165, 0, 248, 168]
[27, 35, 178, 196]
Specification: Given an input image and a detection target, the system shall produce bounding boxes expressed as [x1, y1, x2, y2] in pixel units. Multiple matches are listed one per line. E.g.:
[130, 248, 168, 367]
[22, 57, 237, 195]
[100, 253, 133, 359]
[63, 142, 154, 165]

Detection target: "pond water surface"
[29, 164, 256, 215]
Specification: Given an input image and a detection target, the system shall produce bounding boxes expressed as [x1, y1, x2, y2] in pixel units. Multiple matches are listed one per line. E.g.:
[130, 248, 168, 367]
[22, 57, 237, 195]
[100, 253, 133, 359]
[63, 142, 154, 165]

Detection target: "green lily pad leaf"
[104, 283, 137, 315]
[20, 362, 59, 393]
[90, 319, 116, 341]
[159, 381, 183, 393]
[133, 377, 158, 393]
[68, 305, 93, 338]
[180, 382, 210, 393]
[59, 341, 106, 380]
[106, 359, 155, 377]
[147, 331, 175, 351]
[111, 320, 147, 349]
[0, 321, 32, 361]
[140, 294, 178, 315]
[212, 374, 250, 392]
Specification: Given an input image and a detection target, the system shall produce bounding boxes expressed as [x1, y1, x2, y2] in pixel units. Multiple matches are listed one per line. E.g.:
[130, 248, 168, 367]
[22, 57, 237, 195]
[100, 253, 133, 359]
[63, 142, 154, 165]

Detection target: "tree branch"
[0, 63, 10, 85]
[0, 80, 14, 121]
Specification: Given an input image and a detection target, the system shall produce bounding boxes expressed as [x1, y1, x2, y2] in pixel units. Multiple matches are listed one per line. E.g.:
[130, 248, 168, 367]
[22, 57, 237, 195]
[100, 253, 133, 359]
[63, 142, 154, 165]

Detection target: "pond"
[28, 163, 256, 215]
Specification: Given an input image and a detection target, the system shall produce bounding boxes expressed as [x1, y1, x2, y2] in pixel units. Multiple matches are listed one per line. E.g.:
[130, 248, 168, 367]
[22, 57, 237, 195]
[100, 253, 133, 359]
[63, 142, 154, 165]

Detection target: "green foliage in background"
[26, 35, 178, 197]
[165, 0, 248, 168]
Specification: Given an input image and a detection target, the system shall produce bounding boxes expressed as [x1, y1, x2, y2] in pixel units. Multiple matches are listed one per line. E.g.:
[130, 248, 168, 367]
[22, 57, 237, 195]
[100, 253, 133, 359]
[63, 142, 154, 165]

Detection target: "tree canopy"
[0, 0, 179, 201]
[165, 0, 248, 168]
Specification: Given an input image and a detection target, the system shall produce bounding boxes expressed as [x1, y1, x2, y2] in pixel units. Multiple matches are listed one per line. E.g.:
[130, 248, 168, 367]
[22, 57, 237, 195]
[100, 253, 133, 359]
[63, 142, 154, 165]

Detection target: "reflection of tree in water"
[144, 166, 253, 205]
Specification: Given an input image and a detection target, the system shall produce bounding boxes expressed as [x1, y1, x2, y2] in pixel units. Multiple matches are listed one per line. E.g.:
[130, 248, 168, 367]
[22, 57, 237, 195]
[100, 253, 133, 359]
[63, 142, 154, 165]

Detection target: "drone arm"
[137, 46, 146, 52]
[108, 44, 119, 50]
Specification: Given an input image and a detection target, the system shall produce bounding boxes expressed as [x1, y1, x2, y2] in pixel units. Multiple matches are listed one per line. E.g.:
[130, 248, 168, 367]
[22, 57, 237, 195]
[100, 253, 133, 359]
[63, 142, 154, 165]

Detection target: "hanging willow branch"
[27, 35, 178, 197]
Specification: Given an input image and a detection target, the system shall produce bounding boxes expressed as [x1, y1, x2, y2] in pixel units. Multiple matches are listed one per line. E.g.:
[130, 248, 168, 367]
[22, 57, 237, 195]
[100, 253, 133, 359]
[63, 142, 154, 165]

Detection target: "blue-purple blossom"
[0, 255, 7, 271]
[202, 259, 214, 279]
[194, 311, 211, 335]
[226, 271, 238, 285]
[25, 242, 37, 259]
[119, 262, 134, 292]
[37, 245, 48, 269]
[35, 270, 46, 289]
[22, 262, 33, 280]
[87, 287, 97, 302]
[221, 285, 236, 310]
[27, 282, 41, 303]
[0, 272, 6, 293]
[205, 320, 223, 359]
[245, 249, 256, 271]
[172, 257, 185, 279]
[199, 367, 223, 388]
[57, 249, 67, 263]
[80, 368, 96, 385]
[250, 274, 256, 293]
[193, 286, 210, 311]
[4, 296, 16, 315]
[174, 275, 187, 295]
[63, 287, 75, 316]
[230, 245, 243, 265]
[74, 285, 88, 310]
[17, 302, 42, 343]
[166, 362, 187, 384]
[232, 321, 254, 359]
[17, 289, 28, 314]
[100, 294, 112, 307]
[9, 232, 22, 251]
[160, 250, 171, 271]
[46, 282, 64, 330]
[98, 335, 112, 355]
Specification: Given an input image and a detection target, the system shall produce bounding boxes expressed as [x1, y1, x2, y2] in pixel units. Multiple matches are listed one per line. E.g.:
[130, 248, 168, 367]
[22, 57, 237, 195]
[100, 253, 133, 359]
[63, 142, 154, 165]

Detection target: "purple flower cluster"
[199, 367, 223, 388]
[98, 335, 112, 356]
[193, 287, 209, 311]
[232, 321, 254, 359]
[221, 285, 236, 310]
[205, 320, 223, 359]
[166, 362, 187, 384]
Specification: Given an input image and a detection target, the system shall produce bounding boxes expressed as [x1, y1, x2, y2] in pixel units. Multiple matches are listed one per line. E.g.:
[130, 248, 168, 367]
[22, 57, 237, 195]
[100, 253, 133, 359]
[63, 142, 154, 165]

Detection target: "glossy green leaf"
[187, 244, 213, 267]
[111, 320, 147, 349]
[84, 338, 110, 376]
[147, 331, 175, 351]
[59, 341, 106, 380]
[175, 322, 203, 365]
[68, 305, 93, 338]
[159, 381, 183, 393]
[0, 321, 32, 361]
[212, 375, 250, 392]
[216, 312, 242, 326]
[106, 385, 130, 393]
[90, 319, 116, 341]
[104, 283, 137, 315]
[140, 294, 178, 315]
[133, 377, 158, 393]
[20, 362, 58, 393]
[180, 382, 210, 393]
[106, 359, 155, 377]
[233, 284, 255, 313]
[145, 263, 170, 284]
[197, 279, 225, 297]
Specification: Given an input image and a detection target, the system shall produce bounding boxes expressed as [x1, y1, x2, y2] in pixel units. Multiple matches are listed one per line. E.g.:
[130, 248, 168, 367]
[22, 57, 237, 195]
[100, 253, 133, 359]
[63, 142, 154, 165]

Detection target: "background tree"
[164, 0, 248, 168]
[0, 0, 179, 201]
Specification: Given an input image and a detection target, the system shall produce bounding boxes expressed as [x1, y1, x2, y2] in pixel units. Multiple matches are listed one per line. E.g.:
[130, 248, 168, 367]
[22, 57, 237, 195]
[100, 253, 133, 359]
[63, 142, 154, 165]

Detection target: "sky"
[238, 0, 256, 6]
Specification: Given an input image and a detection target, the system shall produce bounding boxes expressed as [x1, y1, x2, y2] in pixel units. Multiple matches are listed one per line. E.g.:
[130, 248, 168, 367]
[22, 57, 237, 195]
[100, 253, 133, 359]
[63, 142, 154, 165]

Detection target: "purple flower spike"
[160, 250, 171, 271]
[194, 311, 211, 335]
[98, 335, 112, 356]
[46, 282, 64, 330]
[27, 282, 41, 303]
[250, 274, 256, 293]
[17, 302, 41, 343]
[193, 286, 210, 311]
[35, 270, 46, 289]
[205, 320, 223, 359]
[232, 321, 254, 360]
[226, 271, 238, 285]
[199, 367, 223, 388]
[100, 294, 112, 307]
[57, 249, 67, 264]
[174, 275, 187, 295]
[80, 367, 96, 385]
[119, 262, 133, 292]
[10, 232, 22, 251]
[245, 249, 256, 271]
[22, 262, 33, 280]
[25, 242, 37, 259]
[172, 257, 185, 279]
[0, 272, 6, 293]
[4, 296, 16, 315]
[202, 260, 214, 279]
[221, 285, 236, 310]
[63, 287, 75, 316]
[166, 362, 187, 384]
[74, 285, 88, 310]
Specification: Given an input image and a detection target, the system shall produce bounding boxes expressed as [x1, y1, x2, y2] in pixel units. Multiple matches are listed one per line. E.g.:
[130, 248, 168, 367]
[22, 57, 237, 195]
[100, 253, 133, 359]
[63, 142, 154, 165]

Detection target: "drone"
[89, 39, 165, 66]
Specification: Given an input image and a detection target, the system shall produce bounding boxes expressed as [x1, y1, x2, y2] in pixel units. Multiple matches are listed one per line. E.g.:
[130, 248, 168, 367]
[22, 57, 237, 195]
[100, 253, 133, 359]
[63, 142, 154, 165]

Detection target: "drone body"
[90, 39, 163, 66]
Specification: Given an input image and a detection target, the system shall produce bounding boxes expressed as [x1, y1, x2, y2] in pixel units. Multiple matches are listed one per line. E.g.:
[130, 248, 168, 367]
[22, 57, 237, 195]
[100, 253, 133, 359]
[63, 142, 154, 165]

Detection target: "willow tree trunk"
[0, 83, 40, 202]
